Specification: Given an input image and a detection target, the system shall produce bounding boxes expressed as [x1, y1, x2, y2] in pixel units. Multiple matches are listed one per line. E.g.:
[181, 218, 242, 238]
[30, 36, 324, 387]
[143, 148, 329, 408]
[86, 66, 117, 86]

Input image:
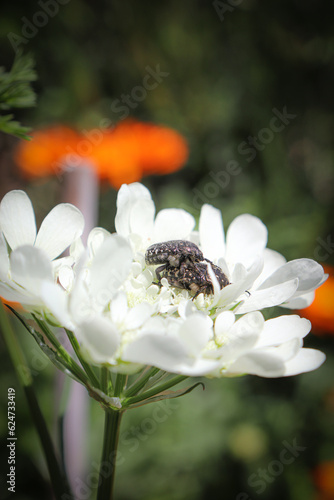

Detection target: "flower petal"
[87, 227, 112, 257]
[258, 259, 325, 296]
[35, 203, 84, 260]
[123, 302, 153, 330]
[283, 291, 315, 310]
[282, 348, 326, 376]
[89, 235, 133, 308]
[226, 350, 286, 377]
[115, 183, 154, 237]
[40, 281, 73, 328]
[252, 249, 286, 289]
[199, 204, 225, 261]
[0, 190, 36, 249]
[178, 314, 213, 356]
[255, 315, 311, 348]
[0, 233, 9, 280]
[236, 279, 299, 313]
[123, 332, 188, 369]
[76, 317, 121, 365]
[225, 214, 268, 268]
[217, 312, 264, 362]
[10, 246, 53, 293]
[153, 209, 195, 242]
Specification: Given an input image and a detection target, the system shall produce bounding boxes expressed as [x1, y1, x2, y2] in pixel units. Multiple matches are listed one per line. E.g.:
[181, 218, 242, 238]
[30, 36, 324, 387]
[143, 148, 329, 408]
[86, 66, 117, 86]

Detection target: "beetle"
[145, 240, 229, 298]
[159, 260, 230, 298]
[145, 240, 204, 267]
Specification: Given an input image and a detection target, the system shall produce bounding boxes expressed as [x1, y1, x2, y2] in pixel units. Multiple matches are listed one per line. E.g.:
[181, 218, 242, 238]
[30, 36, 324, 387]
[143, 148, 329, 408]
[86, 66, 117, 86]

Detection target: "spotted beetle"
[160, 260, 230, 298]
[145, 240, 229, 298]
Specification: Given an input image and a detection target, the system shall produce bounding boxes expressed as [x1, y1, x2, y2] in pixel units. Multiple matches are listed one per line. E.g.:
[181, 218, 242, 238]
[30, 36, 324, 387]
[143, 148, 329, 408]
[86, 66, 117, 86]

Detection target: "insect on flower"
[145, 240, 229, 298]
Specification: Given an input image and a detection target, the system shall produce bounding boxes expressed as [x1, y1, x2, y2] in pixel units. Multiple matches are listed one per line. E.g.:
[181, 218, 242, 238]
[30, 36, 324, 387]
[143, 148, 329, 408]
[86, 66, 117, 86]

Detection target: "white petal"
[283, 348, 326, 376]
[110, 292, 128, 325]
[258, 259, 325, 296]
[256, 315, 311, 348]
[70, 237, 85, 262]
[115, 183, 154, 237]
[89, 235, 132, 307]
[236, 279, 299, 314]
[0, 190, 36, 249]
[283, 291, 315, 310]
[0, 282, 35, 303]
[227, 350, 286, 377]
[76, 317, 121, 365]
[225, 214, 268, 268]
[40, 281, 73, 328]
[123, 333, 188, 369]
[129, 198, 155, 240]
[0, 233, 9, 280]
[199, 204, 225, 261]
[10, 246, 53, 293]
[179, 314, 213, 356]
[153, 209, 195, 242]
[58, 265, 74, 291]
[218, 312, 264, 361]
[252, 249, 286, 289]
[35, 203, 84, 260]
[87, 227, 112, 257]
[123, 303, 153, 330]
[214, 311, 236, 336]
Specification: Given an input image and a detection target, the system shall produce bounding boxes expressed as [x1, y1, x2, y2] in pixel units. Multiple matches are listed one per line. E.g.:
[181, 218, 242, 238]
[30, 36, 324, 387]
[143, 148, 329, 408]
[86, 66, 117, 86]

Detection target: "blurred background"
[0, 0, 333, 499]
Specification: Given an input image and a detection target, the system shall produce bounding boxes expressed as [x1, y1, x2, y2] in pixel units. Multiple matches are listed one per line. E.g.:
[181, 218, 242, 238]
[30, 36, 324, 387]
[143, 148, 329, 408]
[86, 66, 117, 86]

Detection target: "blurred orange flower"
[14, 121, 188, 188]
[299, 265, 334, 335]
[313, 460, 334, 500]
[15, 126, 82, 179]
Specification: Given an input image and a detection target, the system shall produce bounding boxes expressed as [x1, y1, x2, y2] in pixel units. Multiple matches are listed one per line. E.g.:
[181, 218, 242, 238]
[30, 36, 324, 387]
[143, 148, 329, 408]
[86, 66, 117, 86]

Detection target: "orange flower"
[89, 120, 189, 188]
[313, 461, 334, 499]
[299, 265, 334, 335]
[15, 126, 82, 179]
[14, 121, 188, 188]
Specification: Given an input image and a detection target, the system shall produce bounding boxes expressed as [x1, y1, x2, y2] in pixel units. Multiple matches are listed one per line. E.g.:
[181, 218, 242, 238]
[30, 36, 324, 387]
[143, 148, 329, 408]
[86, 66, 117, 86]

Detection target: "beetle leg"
[155, 264, 168, 282]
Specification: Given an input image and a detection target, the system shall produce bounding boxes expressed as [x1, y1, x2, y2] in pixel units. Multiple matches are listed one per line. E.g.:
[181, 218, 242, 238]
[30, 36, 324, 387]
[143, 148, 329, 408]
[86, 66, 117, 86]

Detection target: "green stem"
[124, 374, 188, 405]
[0, 302, 73, 500]
[101, 366, 114, 395]
[124, 366, 160, 397]
[97, 374, 126, 500]
[32, 315, 89, 386]
[65, 328, 100, 388]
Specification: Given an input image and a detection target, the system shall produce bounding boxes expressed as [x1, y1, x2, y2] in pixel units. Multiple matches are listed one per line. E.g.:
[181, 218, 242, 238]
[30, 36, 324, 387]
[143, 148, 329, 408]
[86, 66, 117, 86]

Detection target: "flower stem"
[0, 302, 73, 500]
[97, 374, 126, 500]
[124, 374, 188, 406]
[65, 328, 100, 387]
[124, 366, 161, 397]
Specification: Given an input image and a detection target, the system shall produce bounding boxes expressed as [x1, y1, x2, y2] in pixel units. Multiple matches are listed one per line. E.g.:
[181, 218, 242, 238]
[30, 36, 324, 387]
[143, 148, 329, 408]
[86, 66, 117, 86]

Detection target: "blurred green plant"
[0, 52, 37, 140]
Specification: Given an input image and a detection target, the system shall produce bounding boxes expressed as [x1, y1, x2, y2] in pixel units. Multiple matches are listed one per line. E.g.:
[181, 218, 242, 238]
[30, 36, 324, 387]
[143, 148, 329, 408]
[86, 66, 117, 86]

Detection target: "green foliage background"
[0, 1, 333, 499]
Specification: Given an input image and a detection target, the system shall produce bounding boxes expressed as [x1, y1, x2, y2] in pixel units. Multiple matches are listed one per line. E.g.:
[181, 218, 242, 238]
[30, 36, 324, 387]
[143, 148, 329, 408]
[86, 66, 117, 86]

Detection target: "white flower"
[0, 190, 84, 308]
[197, 204, 327, 314]
[114, 183, 326, 317]
[0, 185, 325, 381]
[204, 312, 325, 378]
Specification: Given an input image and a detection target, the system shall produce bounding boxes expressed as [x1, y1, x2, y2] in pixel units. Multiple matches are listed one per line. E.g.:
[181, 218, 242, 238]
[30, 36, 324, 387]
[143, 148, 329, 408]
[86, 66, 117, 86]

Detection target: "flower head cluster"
[0, 184, 326, 383]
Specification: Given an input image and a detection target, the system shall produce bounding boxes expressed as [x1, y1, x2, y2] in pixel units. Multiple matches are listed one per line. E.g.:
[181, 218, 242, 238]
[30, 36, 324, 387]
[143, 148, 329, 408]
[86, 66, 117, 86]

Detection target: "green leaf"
[125, 382, 205, 409]
[0, 52, 37, 139]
